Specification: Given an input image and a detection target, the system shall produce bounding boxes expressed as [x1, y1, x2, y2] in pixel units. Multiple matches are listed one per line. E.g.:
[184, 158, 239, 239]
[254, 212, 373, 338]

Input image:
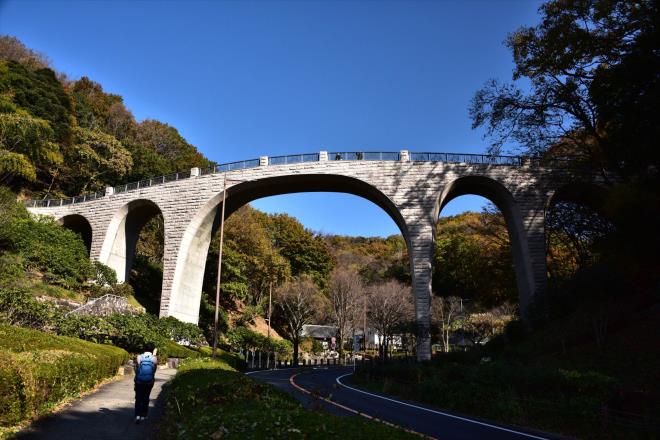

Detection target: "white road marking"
[336, 372, 549, 440]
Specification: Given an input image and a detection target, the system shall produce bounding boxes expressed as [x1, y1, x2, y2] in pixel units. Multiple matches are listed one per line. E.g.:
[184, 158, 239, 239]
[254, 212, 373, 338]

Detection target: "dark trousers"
[134, 381, 154, 417]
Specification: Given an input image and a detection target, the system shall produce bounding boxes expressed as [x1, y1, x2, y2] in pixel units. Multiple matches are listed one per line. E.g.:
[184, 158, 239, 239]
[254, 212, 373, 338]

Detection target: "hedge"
[0, 324, 129, 427]
[161, 340, 201, 359]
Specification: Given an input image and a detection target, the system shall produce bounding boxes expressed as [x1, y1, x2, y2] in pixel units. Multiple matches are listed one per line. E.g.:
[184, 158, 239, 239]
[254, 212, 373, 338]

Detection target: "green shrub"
[352, 359, 620, 439]
[104, 313, 166, 355]
[111, 282, 134, 297]
[92, 261, 117, 286]
[191, 346, 246, 370]
[0, 253, 26, 288]
[0, 324, 128, 427]
[161, 340, 200, 359]
[155, 316, 205, 346]
[55, 314, 114, 344]
[1, 215, 93, 288]
[0, 287, 53, 329]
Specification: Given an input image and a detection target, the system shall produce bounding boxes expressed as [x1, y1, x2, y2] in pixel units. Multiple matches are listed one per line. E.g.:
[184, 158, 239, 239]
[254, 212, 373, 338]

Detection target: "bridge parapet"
[23, 150, 571, 208]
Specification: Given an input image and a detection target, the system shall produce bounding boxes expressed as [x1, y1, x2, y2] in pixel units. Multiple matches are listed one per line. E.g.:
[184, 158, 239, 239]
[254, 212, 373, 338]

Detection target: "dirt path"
[14, 368, 176, 440]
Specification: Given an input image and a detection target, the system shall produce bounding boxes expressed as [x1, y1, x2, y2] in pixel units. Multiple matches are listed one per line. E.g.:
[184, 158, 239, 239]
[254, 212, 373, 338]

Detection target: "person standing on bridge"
[134, 344, 158, 423]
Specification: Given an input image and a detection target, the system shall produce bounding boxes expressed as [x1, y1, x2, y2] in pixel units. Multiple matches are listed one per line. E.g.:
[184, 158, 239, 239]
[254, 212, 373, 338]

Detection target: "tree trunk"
[292, 338, 299, 366]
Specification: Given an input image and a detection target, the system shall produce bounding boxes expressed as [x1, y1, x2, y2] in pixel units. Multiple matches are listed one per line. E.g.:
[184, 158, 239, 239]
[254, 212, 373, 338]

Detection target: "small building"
[353, 328, 403, 351]
[300, 325, 337, 350]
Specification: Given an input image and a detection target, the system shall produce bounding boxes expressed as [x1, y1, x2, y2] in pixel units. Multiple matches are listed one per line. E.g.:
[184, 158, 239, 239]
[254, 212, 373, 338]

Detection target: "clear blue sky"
[0, 0, 542, 237]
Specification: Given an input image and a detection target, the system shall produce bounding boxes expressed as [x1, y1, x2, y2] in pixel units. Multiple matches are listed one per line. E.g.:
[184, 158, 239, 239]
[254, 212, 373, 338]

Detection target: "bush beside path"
[12, 368, 175, 440]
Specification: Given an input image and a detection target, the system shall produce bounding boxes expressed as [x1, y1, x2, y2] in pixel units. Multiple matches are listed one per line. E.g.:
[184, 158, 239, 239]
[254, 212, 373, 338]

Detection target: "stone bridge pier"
[27, 150, 589, 361]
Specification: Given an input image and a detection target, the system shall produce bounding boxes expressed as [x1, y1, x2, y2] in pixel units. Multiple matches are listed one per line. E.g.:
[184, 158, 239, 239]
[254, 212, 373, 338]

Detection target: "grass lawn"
[162, 358, 419, 439]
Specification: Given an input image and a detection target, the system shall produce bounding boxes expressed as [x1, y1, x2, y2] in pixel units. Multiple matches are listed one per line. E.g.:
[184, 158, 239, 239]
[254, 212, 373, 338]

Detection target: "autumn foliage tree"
[274, 275, 325, 365]
[329, 267, 364, 357]
[367, 280, 413, 361]
[434, 211, 517, 308]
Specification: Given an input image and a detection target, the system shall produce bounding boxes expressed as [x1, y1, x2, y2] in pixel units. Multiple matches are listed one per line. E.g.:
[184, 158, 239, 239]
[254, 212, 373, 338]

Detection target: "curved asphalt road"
[248, 367, 563, 440]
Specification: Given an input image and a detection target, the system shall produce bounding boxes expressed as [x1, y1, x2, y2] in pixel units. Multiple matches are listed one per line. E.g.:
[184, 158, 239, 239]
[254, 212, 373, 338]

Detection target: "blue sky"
[0, 0, 542, 237]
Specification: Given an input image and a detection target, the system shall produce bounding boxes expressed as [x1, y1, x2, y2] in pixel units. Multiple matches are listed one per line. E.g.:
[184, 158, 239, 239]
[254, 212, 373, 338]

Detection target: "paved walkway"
[14, 368, 176, 440]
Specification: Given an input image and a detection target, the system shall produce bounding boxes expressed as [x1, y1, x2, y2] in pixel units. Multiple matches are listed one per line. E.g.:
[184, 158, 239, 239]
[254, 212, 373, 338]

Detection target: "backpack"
[136, 354, 156, 383]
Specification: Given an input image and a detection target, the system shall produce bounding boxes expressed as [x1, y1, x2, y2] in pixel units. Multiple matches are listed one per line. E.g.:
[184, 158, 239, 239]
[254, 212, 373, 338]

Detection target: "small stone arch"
[437, 175, 537, 314]
[165, 174, 411, 323]
[58, 214, 93, 255]
[99, 198, 163, 283]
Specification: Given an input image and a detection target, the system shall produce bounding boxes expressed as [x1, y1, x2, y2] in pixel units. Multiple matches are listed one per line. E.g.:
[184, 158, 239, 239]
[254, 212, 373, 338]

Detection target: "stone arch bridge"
[26, 150, 592, 360]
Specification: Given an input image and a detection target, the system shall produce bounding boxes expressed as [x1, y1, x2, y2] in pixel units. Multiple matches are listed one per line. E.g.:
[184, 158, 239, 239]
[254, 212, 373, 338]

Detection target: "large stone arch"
[437, 175, 537, 314]
[165, 174, 412, 324]
[58, 214, 93, 255]
[99, 199, 163, 283]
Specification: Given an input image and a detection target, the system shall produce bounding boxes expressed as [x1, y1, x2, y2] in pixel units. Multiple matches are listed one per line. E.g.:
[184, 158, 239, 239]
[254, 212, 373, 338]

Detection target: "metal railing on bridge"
[409, 152, 524, 165]
[24, 150, 569, 208]
[330, 151, 400, 161]
[268, 153, 320, 165]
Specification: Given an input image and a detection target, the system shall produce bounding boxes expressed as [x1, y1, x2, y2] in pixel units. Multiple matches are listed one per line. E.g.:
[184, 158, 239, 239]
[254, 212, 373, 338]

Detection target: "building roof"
[301, 324, 337, 339]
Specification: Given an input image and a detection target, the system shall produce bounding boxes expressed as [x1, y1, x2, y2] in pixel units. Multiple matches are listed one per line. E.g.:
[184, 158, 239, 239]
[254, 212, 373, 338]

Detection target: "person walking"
[134, 344, 158, 423]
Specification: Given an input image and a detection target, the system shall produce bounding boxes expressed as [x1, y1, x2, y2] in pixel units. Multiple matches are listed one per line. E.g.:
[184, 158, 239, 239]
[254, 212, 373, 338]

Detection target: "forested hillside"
[0, 36, 210, 199]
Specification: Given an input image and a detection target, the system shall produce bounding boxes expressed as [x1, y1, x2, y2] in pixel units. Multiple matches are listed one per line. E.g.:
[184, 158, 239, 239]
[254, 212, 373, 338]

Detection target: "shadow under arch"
[437, 175, 536, 314]
[99, 199, 163, 283]
[59, 214, 93, 255]
[166, 174, 411, 323]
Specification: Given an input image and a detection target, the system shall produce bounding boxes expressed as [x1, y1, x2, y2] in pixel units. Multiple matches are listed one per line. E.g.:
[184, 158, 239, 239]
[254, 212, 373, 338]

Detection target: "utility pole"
[267, 279, 273, 369]
[267, 280, 273, 338]
[212, 174, 228, 359]
[363, 294, 367, 352]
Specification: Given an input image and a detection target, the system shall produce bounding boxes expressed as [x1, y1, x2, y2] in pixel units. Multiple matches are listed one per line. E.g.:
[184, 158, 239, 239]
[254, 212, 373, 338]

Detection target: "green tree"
[0, 111, 62, 185]
[132, 120, 210, 172]
[70, 76, 137, 141]
[469, 0, 658, 177]
[0, 60, 74, 144]
[267, 213, 333, 287]
[470, 0, 660, 303]
[62, 127, 133, 193]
